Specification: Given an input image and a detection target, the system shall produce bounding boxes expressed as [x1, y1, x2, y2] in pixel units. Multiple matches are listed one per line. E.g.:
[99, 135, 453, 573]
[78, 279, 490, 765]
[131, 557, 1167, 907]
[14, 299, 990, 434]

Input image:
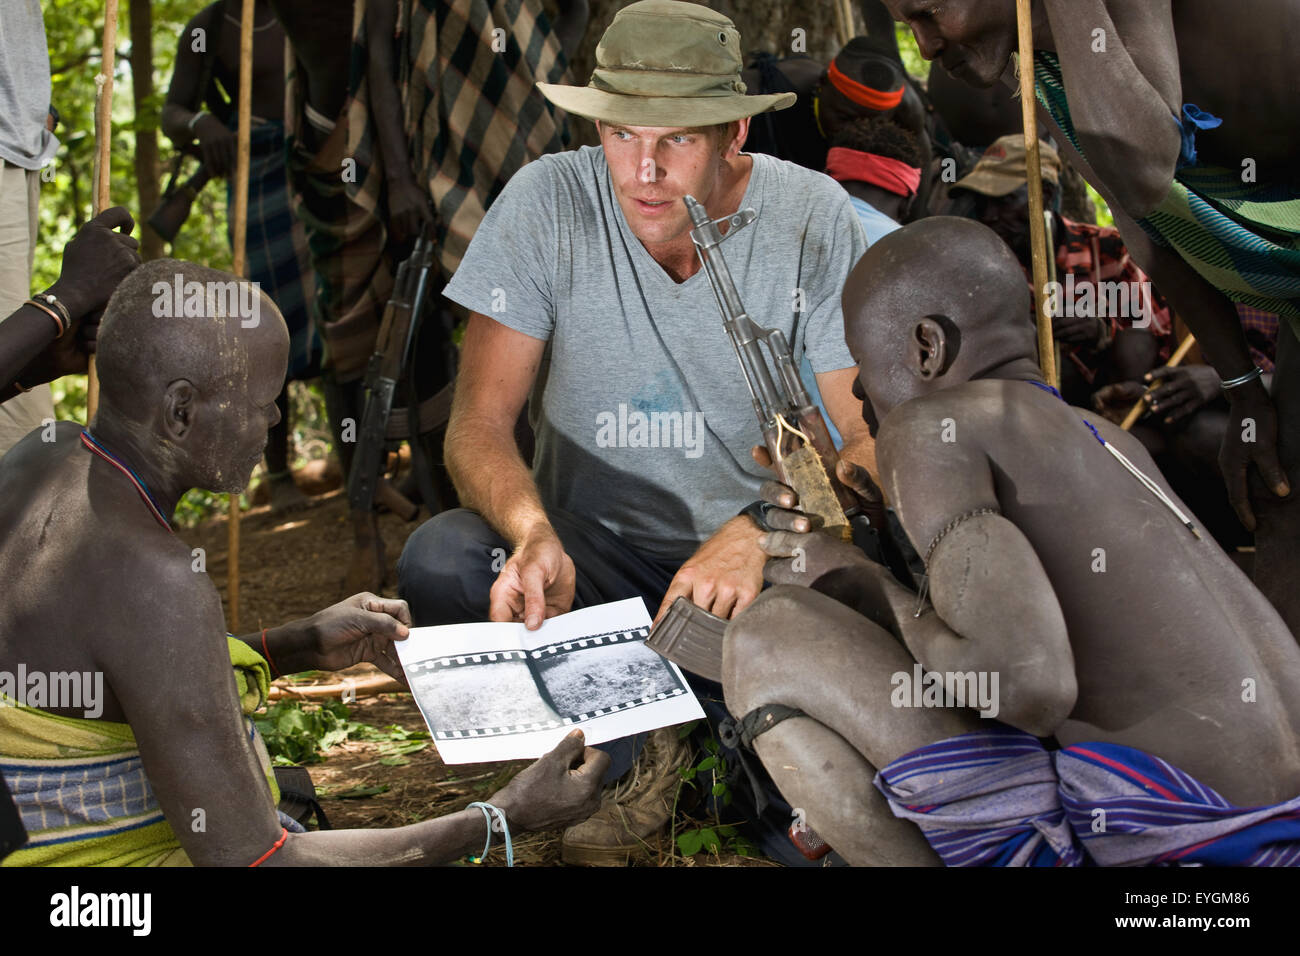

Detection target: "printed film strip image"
[532, 629, 685, 719]
[407, 652, 560, 738]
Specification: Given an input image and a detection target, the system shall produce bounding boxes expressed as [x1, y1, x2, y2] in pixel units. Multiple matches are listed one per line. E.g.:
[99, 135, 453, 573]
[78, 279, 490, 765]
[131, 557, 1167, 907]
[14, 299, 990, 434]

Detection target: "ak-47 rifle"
[648, 196, 861, 680]
[684, 195, 858, 538]
[348, 235, 435, 514]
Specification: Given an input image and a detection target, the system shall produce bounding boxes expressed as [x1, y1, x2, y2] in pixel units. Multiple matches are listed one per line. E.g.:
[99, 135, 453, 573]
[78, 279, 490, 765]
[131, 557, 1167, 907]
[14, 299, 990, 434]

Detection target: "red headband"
[825, 147, 921, 197]
[826, 60, 905, 112]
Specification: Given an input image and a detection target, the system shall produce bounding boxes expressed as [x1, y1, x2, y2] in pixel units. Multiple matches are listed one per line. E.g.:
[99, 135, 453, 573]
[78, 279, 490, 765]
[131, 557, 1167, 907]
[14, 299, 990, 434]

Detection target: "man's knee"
[396, 508, 504, 625]
[723, 587, 825, 714]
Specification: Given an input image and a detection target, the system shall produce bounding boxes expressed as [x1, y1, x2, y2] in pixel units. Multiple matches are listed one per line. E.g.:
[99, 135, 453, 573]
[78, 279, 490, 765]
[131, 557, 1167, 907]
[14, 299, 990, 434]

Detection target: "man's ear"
[162, 380, 197, 440]
[908, 316, 950, 381]
[726, 117, 750, 158]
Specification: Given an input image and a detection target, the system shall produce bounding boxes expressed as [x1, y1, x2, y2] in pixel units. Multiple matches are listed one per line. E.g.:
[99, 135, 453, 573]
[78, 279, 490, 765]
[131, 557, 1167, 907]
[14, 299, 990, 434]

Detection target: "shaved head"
[94, 258, 289, 493]
[843, 217, 1036, 425]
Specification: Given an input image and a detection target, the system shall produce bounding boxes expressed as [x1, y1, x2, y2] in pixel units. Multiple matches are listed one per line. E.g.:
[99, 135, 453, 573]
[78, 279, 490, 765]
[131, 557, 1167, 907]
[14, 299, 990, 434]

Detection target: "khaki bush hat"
[537, 0, 795, 127]
[951, 134, 1062, 197]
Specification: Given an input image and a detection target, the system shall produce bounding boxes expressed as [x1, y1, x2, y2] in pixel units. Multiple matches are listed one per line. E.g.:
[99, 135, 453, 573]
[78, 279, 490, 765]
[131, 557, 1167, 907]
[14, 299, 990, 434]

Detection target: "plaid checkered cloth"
[226, 120, 321, 381]
[1237, 304, 1280, 374]
[283, 7, 393, 383]
[1035, 51, 1300, 339]
[346, 0, 572, 280]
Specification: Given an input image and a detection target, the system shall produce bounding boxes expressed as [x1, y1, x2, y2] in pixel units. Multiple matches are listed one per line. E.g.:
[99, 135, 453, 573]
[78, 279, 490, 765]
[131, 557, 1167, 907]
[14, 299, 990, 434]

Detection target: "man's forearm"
[159, 103, 199, 147]
[1043, 0, 1181, 217]
[0, 306, 58, 394]
[445, 411, 553, 547]
[236, 621, 317, 676]
[365, 0, 416, 191]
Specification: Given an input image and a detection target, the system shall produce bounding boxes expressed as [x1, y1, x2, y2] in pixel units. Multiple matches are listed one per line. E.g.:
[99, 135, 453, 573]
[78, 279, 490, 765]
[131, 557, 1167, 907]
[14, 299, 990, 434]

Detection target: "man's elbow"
[1090, 136, 1180, 220]
[998, 663, 1077, 737]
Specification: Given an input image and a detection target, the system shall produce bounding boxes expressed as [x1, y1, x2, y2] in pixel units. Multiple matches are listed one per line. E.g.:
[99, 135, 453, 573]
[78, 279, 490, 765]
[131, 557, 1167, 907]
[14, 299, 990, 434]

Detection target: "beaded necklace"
[81, 430, 173, 533]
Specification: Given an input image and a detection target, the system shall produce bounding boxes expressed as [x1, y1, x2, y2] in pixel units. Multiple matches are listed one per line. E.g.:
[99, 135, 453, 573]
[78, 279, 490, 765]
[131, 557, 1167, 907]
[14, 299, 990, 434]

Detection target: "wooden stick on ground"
[227, 0, 256, 633]
[88, 0, 121, 420]
[1121, 334, 1198, 431]
[1014, 0, 1057, 388]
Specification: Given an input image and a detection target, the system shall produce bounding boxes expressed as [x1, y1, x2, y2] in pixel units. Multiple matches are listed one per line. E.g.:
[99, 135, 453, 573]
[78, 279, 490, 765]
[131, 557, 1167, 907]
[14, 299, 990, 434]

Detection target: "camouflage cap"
[951, 134, 1062, 197]
[537, 0, 795, 127]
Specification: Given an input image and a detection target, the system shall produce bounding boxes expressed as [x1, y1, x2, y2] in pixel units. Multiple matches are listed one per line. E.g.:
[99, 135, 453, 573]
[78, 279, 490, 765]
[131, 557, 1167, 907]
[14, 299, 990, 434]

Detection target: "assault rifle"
[348, 234, 437, 515]
[647, 196, 860, 679]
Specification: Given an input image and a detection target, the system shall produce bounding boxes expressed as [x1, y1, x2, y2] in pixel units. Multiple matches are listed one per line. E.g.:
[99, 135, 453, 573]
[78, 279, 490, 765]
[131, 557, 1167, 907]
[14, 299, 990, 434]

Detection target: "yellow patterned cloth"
[0, 638, 276, 866]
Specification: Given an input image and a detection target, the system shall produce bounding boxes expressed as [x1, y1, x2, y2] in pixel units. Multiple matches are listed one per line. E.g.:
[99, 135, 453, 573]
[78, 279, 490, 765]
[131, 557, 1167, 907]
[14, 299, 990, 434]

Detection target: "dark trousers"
[397, 508, 686, 783]
[396, 507, 824, 866]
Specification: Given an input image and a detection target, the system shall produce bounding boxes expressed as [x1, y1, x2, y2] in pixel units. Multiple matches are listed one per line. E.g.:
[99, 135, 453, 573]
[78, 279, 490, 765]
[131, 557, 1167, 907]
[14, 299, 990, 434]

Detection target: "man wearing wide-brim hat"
[397, 0, 875, 865]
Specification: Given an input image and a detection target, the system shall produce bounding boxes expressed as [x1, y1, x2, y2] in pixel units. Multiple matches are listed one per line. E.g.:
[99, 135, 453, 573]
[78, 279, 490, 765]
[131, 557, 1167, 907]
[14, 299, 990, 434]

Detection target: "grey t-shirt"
[0, 2, 58, 169]
[443, 145, 868, 562]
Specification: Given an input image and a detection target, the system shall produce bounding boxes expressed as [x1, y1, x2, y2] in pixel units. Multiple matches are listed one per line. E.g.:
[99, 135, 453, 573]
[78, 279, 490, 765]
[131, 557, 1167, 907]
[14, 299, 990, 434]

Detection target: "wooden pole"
[88, 0, 120, 420]
[1120, 334, 1197, 431]
[832, 0, 854, 48]
[1015, 0, 1057, 388]
[227, 0, 255, 633]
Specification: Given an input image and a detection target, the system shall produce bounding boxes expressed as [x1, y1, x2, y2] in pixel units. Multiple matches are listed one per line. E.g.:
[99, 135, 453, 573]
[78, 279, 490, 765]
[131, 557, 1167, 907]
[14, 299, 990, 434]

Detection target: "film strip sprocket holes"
[528, 626, 650, 660]
[410, 627, 689, 741]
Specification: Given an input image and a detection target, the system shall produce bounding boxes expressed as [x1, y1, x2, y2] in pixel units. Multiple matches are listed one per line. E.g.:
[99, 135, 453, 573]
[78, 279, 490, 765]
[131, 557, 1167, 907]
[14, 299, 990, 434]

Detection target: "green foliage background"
[41, 2, 332, 526]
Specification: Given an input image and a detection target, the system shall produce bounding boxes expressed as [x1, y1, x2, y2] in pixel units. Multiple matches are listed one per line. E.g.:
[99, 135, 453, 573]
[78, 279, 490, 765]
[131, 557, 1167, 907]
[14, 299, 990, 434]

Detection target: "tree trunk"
[129, 0, 164, 260]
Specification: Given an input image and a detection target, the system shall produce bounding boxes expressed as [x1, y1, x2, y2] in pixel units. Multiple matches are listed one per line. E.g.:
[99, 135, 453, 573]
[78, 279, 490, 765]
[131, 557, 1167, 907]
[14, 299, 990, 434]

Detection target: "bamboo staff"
[1120, 334, 1197, 431]
[88, 0, 121, 419]
[1015, 0, 1057, 388]
[227, 0, 256, 632]
[833, 0, 855, 47]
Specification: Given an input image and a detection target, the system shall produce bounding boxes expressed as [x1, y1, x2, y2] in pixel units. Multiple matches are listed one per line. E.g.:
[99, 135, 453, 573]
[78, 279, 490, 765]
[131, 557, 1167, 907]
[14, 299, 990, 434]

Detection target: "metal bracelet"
[1220, 366, 1263, 391]
[36, 292, 71, 329]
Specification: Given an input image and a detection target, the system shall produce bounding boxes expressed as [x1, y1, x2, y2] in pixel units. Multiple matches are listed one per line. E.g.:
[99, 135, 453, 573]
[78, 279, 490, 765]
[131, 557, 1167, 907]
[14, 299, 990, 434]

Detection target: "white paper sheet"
[395, 598, 705, 764]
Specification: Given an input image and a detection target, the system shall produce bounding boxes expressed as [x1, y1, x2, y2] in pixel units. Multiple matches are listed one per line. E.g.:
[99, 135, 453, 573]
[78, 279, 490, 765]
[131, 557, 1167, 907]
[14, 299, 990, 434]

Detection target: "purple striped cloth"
[1057, 743, 1300, 866]
[873, 726, 1082, 866]
[875, 726, 1300, 866]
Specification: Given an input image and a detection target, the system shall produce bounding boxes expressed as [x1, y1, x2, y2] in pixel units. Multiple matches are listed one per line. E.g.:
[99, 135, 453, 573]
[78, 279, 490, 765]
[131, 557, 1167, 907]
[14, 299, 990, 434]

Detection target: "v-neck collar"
[603, 149, 764, 293]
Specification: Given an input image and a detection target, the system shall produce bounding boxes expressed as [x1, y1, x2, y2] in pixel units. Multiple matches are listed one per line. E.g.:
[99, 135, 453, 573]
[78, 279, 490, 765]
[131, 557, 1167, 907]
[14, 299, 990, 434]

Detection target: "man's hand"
[387, 174, 433, 247]
[17, 207, 140, 385]
[654, 516, 766, 625]
[489, 730, 609, 832]
[193, 113, 237, 177]
[1091, 380, 1145, 425]
[759, 528, 872, 588]
[489, 528, 576, 630]
[305, 592, 412, 682]
[1053, 309, 1106, 348]
[1220, 380, 1290, 531]
[47, 206, 141, 321]
[752, 443, 886, 533]
[1142, 364, 1220, 424]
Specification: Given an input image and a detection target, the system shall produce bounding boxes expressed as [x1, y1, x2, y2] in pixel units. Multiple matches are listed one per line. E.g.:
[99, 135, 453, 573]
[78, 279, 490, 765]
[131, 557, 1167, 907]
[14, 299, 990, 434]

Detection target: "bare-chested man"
[0, 259, 604, 866]
[882, 0, 1300, 635]
[725, 218, 1300, 866]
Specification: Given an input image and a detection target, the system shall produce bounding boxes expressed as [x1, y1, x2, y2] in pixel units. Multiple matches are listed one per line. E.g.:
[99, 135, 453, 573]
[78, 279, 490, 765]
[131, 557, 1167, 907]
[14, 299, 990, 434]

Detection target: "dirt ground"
[180, 483, 775, 867]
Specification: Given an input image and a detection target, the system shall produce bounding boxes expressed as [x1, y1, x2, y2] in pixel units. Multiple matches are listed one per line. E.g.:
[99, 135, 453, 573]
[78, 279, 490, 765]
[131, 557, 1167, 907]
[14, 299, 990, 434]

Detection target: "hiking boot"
[560, 726, 694, 866]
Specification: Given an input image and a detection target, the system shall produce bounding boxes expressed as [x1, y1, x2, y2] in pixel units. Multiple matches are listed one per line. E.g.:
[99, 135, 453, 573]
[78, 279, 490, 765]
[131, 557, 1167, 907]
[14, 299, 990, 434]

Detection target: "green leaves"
[253, 699, 363, 766]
